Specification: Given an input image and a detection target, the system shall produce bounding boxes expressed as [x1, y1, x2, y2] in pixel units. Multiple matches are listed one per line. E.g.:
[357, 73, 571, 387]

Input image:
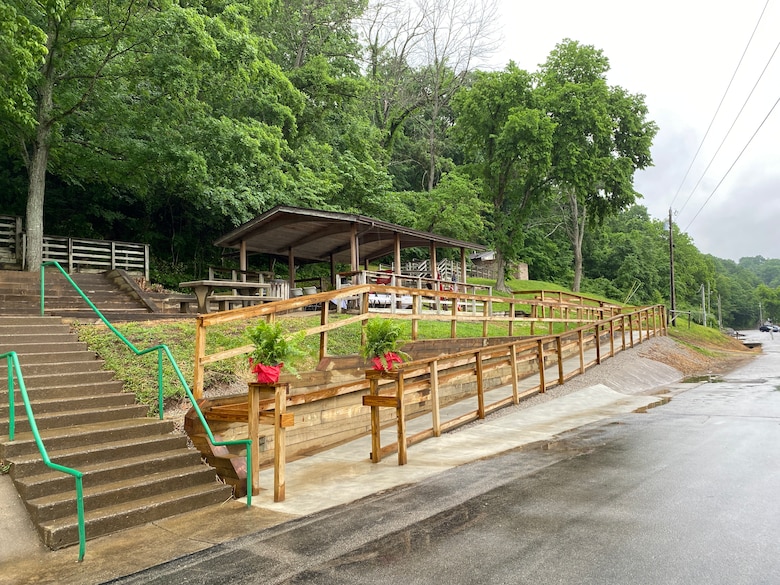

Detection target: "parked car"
[759, 325, 771, 332]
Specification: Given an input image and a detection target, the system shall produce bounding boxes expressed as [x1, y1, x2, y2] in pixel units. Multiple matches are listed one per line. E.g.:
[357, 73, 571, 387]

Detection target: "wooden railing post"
[476, 351, 486, 418]
[193, 316, 206, 400]
[366, 372, 381, 463]
[578, 329, 585, 374]
[430, 360, 441, 436]
[621, 314, 627, 351]
[396, 372, 407, 465]
[595, 324, 602, 364]
[319, 301, 329, 361]
[537, 339, 546, 392]
[510, 344, 519, 405]
[556, 336, 564, 385]
[273, 383, 288, 502]
[609, 318, 615, 358]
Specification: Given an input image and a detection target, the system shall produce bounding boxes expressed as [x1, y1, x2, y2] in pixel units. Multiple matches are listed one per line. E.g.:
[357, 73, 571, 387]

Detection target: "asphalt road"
[106, 331, 780, 585]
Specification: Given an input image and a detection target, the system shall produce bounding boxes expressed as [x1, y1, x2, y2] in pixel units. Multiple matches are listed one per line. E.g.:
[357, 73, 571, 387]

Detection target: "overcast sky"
[488, 0, 780, 262]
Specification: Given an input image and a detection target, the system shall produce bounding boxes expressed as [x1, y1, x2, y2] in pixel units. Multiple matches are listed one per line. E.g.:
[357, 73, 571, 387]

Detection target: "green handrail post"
[35, 262, 253, 534]
[157, 348, 164, 421]
[5, 354, 14, 440]
[2, 351, 86, 562]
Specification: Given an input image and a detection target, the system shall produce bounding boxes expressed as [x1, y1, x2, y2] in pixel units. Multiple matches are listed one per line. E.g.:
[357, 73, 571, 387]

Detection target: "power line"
[683, 96, 780, 232]
[677, 38, 780, 216]
[668, 0, 771, 211]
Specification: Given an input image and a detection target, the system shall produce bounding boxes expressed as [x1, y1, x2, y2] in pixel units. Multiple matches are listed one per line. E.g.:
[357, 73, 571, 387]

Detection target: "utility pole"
[718, 295, 722, 330]
[668, 208, 676, 326]
[701, 283, 706, 327]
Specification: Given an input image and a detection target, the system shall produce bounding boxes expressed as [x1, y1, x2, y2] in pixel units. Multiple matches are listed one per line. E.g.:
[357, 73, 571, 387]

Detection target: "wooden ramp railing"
[188, 296, 664, 501]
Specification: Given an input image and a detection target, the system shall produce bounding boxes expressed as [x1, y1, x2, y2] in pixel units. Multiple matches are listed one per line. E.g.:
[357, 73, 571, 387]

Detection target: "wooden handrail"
[191, 283, 634, 398]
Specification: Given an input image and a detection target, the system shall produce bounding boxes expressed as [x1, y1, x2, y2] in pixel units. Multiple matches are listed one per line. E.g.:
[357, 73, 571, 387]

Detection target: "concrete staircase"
[0, 306, 234, 549]
[0, 268, 157, 320]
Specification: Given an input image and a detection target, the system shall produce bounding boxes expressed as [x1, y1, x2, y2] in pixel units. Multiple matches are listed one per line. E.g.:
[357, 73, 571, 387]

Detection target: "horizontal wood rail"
[193, 284, 622, 399]
[191, 284, 631, 398]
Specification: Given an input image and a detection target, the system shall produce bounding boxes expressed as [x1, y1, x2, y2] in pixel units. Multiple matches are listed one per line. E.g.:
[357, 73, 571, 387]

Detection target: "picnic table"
[178, 279, 281, 313]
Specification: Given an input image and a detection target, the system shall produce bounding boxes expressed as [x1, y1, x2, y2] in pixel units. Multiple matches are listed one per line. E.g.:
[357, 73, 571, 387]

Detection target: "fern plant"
[360, 318, 410, 370]
[245, 320, 306, 376]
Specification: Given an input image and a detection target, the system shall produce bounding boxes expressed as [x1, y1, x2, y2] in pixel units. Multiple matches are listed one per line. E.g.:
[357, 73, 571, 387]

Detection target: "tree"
[0, 0, 312, 271]
[359, 0, 499, 188]
[538, 39, 658, 291]
[452, 63, 555, 290]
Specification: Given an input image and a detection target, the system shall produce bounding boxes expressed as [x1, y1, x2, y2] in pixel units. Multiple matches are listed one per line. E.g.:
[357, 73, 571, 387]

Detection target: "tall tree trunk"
[25, 61, 55, 273]
[564, 188, 586, 292]
[494, 249, 508, 292]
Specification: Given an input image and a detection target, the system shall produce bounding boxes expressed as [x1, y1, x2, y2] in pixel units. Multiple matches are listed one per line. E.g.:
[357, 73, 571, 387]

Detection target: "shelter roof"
[214, 206, 486, 264]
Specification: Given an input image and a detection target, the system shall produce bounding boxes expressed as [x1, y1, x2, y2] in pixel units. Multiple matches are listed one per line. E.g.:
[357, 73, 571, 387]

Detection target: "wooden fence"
[0, 215, 149, 278]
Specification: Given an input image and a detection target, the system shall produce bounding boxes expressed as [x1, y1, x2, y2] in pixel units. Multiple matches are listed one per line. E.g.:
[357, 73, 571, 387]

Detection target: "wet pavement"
[1, 331, 770, 584]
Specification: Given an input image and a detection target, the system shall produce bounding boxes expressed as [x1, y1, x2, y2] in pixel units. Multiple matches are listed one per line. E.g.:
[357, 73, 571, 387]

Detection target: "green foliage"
[452, 63, 555, 288]
[360, 318, 411, 368]
[0, 1, 46, 138]
[245, 320, 306, 374]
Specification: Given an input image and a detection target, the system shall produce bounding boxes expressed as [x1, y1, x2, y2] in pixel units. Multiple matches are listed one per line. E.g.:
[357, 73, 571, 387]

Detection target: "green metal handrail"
[3, 351, 87, 562]
[36, 262, 254, 551]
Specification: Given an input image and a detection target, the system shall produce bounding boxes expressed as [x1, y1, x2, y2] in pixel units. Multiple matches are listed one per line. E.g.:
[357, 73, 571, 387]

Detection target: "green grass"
[667, 321, 746, 356]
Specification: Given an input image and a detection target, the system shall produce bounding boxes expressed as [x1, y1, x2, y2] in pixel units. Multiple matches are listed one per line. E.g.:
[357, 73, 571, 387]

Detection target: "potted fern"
[360, 318, 410, 371]
[245, 320, 306, 384]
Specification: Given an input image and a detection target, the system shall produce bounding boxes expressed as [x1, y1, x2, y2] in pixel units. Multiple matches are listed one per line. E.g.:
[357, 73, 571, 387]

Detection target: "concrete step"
[8, 433, 189, 479]
[0, 358, 105, 378]
[0, 418, 175, 458]
[0, 391, 137, 421]
[1, 341, 88, 355]
[1, 403, 148, 434]
[0, 380, 125, 404]
[0, 332, 78, 346]
[41, 482, 233, 550]
[12, 449, 206, 501]
[25, 465, 225, 525]
[0, 369, 117, 390]
[0, 316, 65, 325]
[0, 322, 71, 335]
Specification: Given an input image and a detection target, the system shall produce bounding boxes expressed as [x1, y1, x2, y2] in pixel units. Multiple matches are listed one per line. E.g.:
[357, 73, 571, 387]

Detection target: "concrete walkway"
[0, 333, 681, 585]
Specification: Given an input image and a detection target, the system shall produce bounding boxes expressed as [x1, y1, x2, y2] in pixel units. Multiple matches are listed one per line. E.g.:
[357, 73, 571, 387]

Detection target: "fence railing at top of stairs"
[0, 215, 149, 279]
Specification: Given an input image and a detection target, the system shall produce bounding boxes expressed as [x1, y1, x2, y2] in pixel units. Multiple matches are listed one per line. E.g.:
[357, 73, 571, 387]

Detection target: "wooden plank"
[362, 395, 401, 408]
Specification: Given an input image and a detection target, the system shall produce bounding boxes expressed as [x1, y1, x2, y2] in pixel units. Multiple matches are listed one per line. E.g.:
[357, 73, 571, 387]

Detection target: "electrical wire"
[668, 0, 771, 211]
[683, 96, 780, 231]
[677, 38, 780, 216]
